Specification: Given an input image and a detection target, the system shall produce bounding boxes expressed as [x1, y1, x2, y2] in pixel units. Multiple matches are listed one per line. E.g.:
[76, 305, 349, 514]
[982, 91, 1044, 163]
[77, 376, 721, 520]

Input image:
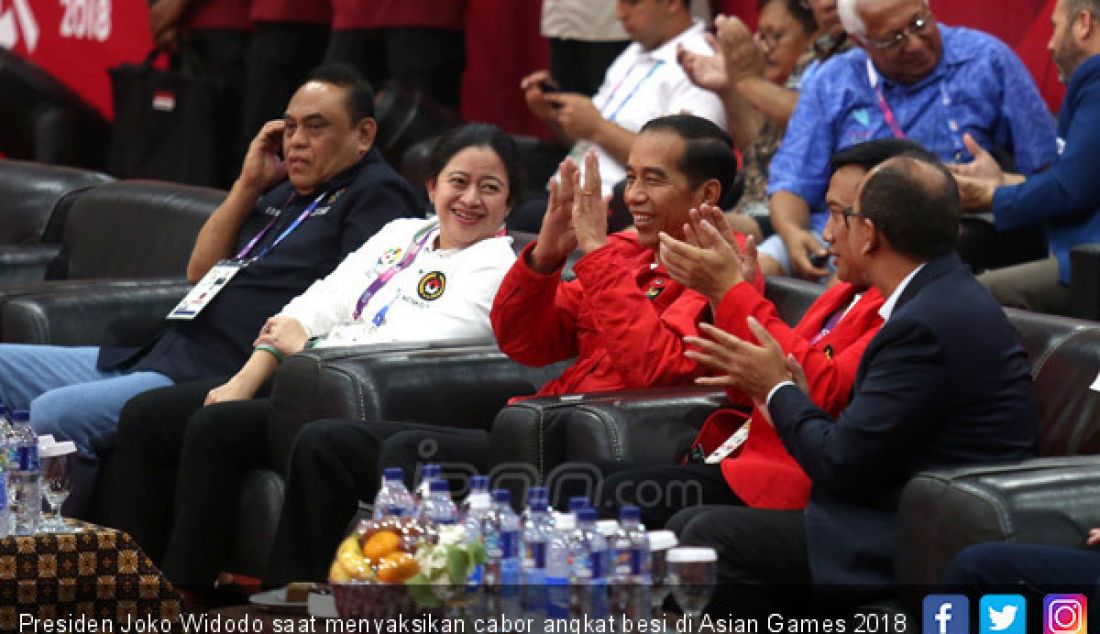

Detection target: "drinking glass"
[667, 547, 717, 627]
[41, 453, 73, 533]
[648, 530, 678, 628]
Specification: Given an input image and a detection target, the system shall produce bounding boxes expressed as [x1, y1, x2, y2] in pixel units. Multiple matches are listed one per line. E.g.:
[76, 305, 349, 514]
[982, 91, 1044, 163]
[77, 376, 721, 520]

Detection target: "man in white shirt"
[513, 0, 727, 230]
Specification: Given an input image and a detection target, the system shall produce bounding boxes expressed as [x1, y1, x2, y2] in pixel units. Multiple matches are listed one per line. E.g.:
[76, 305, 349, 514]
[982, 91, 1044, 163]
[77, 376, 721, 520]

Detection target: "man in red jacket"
[492, 114, 759, 395]
[589, 138, 938, 528]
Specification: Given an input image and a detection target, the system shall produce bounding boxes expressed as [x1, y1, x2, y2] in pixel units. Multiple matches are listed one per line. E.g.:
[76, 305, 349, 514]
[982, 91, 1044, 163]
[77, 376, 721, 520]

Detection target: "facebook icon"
[924, 595, 970, 634]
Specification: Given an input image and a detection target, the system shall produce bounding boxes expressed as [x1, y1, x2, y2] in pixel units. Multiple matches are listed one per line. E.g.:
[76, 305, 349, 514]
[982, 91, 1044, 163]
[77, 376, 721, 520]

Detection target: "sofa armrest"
[0, 244, 61, 283]
[0, 280, 188, 346]
[1070, 244, 1100, 321]
[488, 387, 728, 481]
[266, 343, 570, 471]
[895, 455, 1100, 588]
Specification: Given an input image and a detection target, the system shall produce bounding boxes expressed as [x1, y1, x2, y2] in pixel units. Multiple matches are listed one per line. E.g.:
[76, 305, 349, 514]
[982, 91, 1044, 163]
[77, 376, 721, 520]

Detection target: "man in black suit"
[671, 154, 1039, 615]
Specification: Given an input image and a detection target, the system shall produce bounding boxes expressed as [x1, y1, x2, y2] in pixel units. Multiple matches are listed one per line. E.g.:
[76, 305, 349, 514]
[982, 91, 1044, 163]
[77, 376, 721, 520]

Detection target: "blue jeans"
[0, 344, 173, 456]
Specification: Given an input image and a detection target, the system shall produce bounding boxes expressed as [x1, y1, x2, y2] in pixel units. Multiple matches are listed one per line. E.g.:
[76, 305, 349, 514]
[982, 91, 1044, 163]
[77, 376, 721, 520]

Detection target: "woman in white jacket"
[204, 123, 522, 404]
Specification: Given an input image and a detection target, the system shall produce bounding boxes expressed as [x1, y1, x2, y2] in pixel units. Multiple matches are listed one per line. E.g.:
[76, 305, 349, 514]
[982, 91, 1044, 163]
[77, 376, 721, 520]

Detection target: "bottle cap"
[429, 479, 449, 493]
[577, 508, 597, 522]
[527, 486, 547, 505]
[420, 464, 440, 480]
[666, 546, 717, 563]
[568, 496, 588, 512]
[40, 441, 77, 458]
[470, 475, 489, 490]
[0, 403, 6, 416]
[11, 411, 29, 423]
[491, 489, 511, 504]
[383, 467, 403, 481]
[620, 505, 641, 521]
[648, 530, 678, 552]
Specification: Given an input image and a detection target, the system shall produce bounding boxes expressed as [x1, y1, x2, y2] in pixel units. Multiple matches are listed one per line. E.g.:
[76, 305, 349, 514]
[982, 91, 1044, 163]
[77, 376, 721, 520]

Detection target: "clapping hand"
[658, 204, 758, 302]
[685, 317, 793, 405]
[677, 34, 729, 94]
[529, 159, 581, 273]
[571, 149, 610, 254]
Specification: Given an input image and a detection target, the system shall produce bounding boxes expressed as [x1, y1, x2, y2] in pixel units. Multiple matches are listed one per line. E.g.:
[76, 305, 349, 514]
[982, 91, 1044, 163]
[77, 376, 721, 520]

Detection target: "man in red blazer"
[593, 138, 937, 527]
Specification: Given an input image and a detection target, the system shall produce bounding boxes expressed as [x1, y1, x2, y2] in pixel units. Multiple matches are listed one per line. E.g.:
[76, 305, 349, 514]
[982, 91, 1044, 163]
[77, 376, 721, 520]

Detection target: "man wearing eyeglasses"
[757, 0, 1058, 282]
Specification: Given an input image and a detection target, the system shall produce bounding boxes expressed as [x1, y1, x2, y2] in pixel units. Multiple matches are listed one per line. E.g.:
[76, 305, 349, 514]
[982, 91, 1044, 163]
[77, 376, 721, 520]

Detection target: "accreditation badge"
[166, 259, 248, 320]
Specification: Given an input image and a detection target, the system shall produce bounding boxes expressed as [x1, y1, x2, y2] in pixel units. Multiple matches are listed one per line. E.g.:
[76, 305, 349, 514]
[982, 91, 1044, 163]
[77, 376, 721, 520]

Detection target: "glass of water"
[667, 546, 717, 626]
[40, 452, 73, 533]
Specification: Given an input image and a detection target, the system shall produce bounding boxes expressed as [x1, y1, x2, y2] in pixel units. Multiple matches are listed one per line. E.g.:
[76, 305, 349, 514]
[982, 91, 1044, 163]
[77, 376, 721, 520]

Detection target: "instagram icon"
[1044, 595, 1087, 634]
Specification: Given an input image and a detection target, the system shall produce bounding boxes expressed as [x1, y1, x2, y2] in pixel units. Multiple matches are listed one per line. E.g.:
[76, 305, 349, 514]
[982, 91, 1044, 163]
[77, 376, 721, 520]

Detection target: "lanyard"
[866, 59, 906, 139]
[235, 190, 328, 260]
[603, 59, 665, 123]
[351, 220, 438, 321]
[809, 293, 862, 346]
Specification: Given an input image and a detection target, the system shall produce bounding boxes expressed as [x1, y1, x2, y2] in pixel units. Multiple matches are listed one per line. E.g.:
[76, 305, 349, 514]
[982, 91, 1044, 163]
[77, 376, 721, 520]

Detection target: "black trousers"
[547, 461, 743, 530]
[325, 27, 466, 111]
[161, 398, 275, 588]
[667, 505, 813, 618]
[243, 22, 330, 147]
[265, 419, 489, 585]
[186, 28, 250, 188]
[104, 378, 225, 562]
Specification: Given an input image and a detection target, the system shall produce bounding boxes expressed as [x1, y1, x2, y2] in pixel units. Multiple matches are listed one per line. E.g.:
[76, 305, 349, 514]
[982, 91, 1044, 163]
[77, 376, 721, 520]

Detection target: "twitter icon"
[981, 595, 1026, 634]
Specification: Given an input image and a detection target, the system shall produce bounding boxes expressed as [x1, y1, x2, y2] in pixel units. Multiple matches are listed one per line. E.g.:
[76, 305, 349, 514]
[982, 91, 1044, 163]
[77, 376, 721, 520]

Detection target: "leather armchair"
[1, 281, 188, 346]
[0, 180, 224, 343]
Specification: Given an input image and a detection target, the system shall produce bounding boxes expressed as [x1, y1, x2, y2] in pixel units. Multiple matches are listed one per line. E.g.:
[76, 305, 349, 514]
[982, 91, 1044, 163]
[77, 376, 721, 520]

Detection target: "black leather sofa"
[0, 159, 113, 283]
[0, 179, 225, 345]
[484, 276, 1100, 592]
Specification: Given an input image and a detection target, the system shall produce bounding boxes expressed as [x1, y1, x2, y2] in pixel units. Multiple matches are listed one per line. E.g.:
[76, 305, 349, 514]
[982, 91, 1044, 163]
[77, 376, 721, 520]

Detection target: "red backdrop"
[2, 0, 1065, 132]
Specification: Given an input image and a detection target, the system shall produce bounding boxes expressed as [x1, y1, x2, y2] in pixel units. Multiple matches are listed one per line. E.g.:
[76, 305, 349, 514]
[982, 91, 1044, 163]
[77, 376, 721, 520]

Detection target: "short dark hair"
[639, 114, 737, 204]
[428, 123, 525, 207]
[758, 0, 818, 35]
[306, 63, 375, 123]
[858, 155, 960, 260]
[830, 138, 938, 173]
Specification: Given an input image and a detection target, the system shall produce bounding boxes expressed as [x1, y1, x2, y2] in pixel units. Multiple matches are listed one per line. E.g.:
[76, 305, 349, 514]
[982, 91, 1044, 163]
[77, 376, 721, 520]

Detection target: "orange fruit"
[361, 530, 401, 562]
[376, 552, 419, 583]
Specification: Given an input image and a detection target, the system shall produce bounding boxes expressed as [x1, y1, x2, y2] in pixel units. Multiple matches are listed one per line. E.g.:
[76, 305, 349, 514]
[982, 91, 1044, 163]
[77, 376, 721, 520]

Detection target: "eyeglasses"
[829, 206, 862, 226]
[754, 29, 793, 51]
[864, 14, 932, 50]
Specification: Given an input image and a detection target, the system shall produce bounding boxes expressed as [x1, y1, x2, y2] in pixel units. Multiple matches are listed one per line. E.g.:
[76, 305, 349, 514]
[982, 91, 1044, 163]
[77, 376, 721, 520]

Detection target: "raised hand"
[659, 206, 744, 302]
[714, 14, 764, 84]
[571, 149, 610, 254]
[520, 70, 561, 125]
[677, 34, 729, 94]
[529, 159, 580, 273]
[239, 120, 288, 195]
[949, 134, 1005, 182]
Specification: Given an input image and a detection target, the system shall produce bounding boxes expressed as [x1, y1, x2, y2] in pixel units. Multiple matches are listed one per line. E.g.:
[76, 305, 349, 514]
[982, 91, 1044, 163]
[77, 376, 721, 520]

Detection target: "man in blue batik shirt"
[758, 0, 1058, 281]
[951, 0, 1100, 316]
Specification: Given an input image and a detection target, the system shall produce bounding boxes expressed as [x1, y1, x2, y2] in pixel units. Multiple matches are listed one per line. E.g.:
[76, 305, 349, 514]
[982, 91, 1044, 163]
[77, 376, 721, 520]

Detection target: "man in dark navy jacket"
[671, 153, 1038, 614]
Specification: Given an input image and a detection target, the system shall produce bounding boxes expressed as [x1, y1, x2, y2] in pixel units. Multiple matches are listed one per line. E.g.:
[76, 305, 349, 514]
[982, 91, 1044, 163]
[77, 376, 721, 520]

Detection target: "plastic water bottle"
[372, 467, 414, 519]
[610, 505, 651, 617]
[418, 479, 458, 525]
[545, 497, 588, 618]
[461, 475, 492, 586]
[483, 489, 521, 587]
[571, 508, 610, 617]
[414, 463, 441, 503]
[10, 411, 39, 535]
[521, 487, 553, 582]
[0, 404, 10, 469]
[520, 487, 553, 612]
